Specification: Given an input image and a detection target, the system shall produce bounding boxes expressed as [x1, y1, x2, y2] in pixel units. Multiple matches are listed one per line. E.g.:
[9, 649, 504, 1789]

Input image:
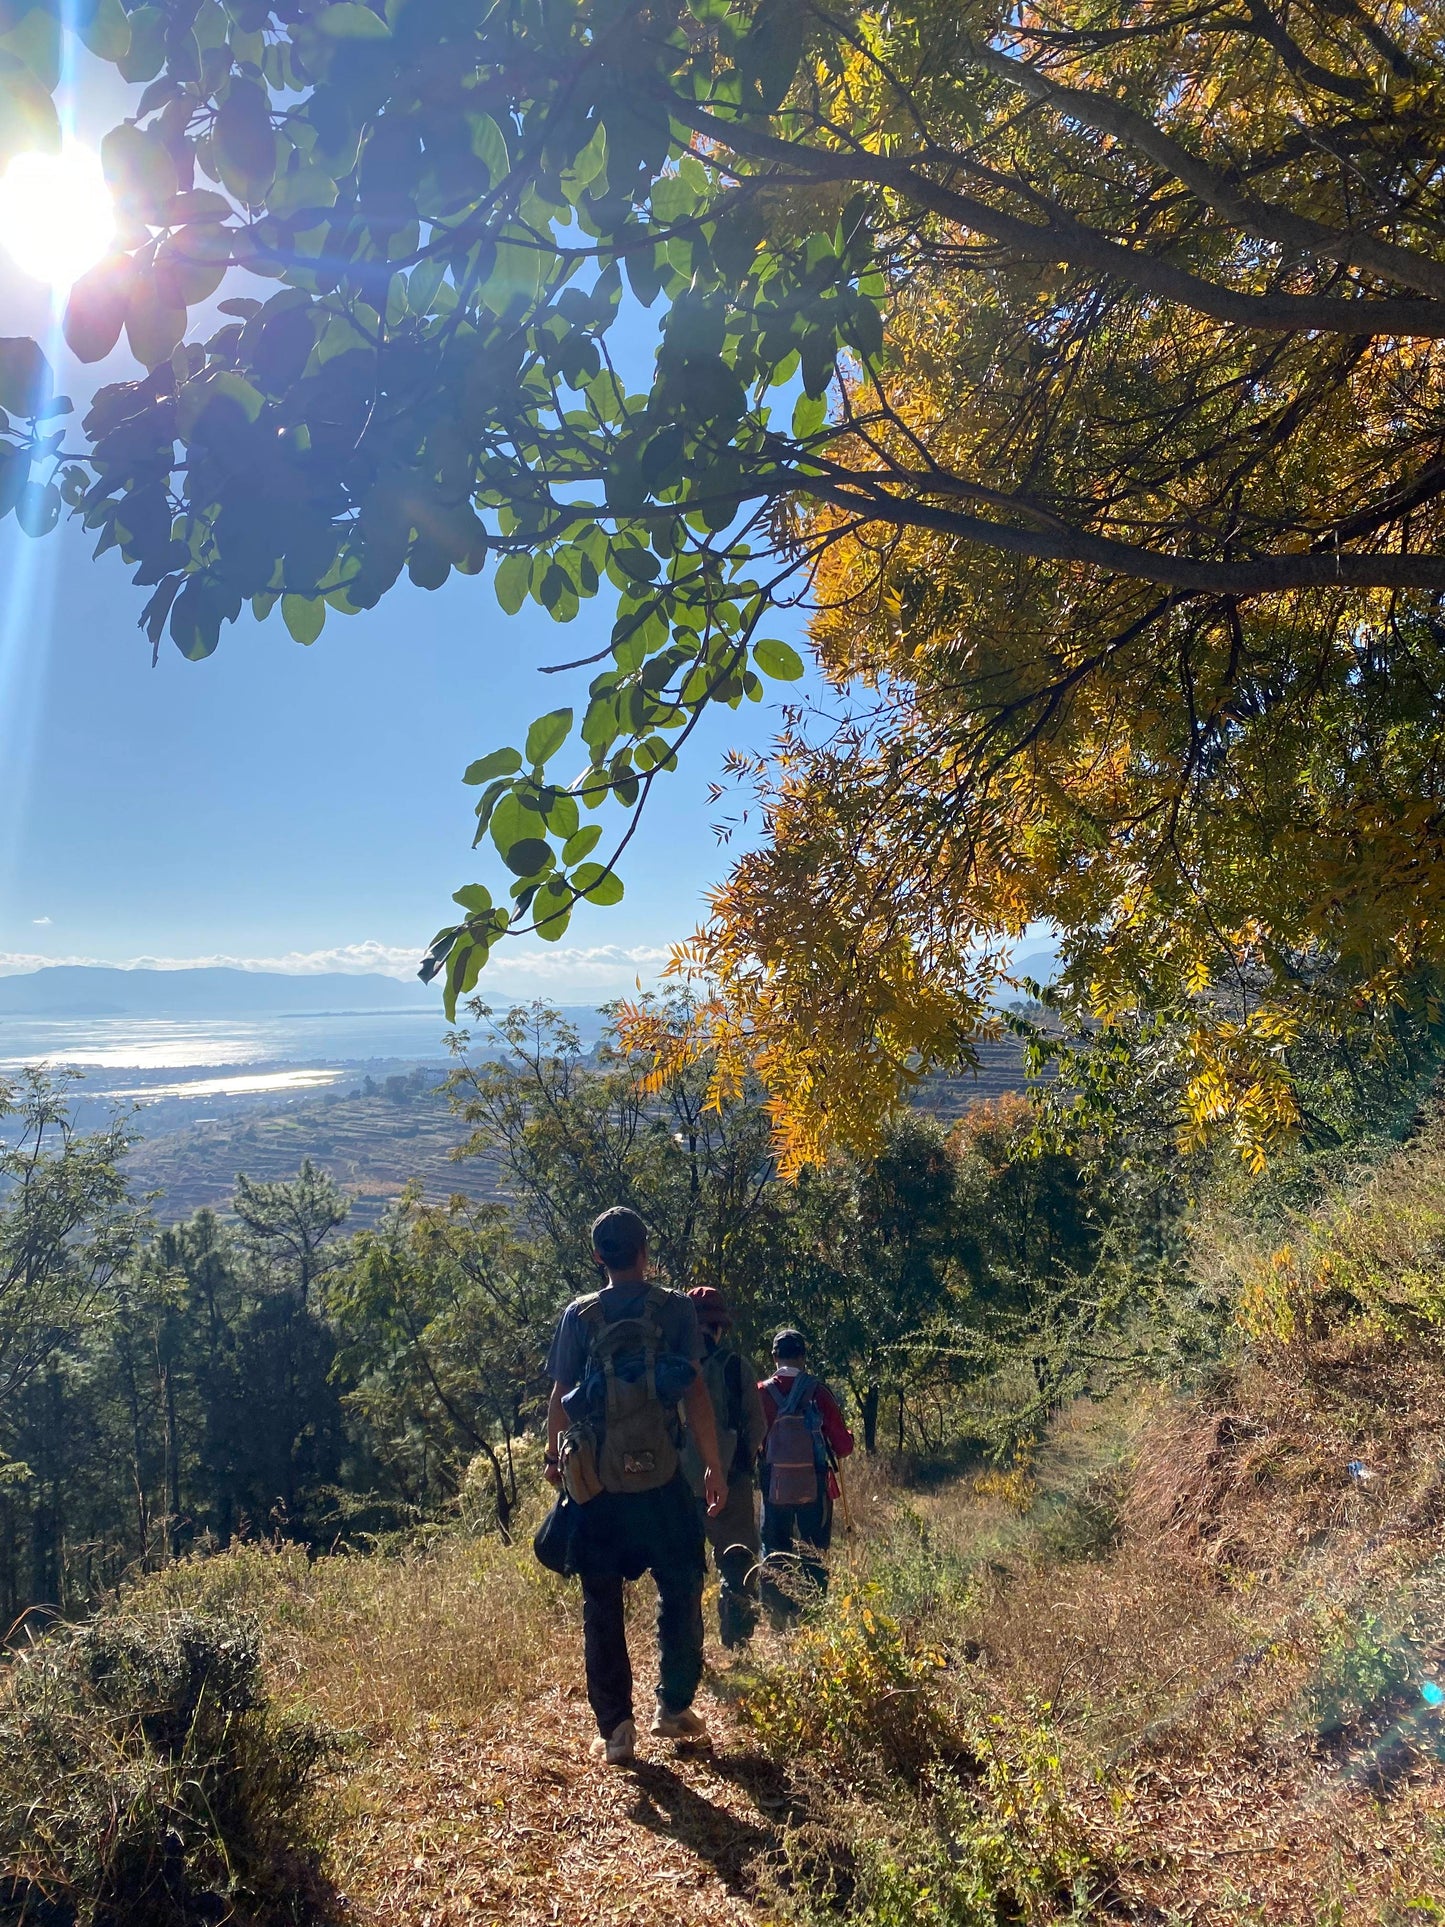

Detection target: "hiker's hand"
[704, 1464, 728, 1518]
[544, 1452, 562, 1488]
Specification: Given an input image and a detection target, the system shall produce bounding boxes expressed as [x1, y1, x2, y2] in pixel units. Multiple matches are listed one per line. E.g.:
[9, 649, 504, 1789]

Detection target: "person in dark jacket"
[544, 1207, 728, 1766]
[757, 1328, 855, 1628]
[682, 1286, 765, 1648]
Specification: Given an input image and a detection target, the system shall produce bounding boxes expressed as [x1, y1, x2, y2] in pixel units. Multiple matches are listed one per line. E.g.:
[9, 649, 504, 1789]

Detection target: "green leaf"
[318, 2, 391, 36]
[0, 69, 59, 166]
[125, 282, 186, 371]
[214, 78, 276, 203]
[753, 637, 805, 681]
[15, 482, 60, 539]
[539, 561, 571, 612]
[282, 594, 325, 644]
[0, 339, 51, 417]
[564, 121, 608, 195]
[494, 551, 530, 616]
[78, 0, 132, 61]
[0, 5, 60, 89]
[463, 747, 522, 785]
[115, 4, 164, 81]
[545, 790, 580, 840]
[532, 878, 572, 942]
[526, 707, 573, 767]
[468, 112, 510, 185]
[791, 391, 828, 439]
[571, 861, 624, 906]
[452, 884, 493, 913]
[562, 823, 603, 864]
[500, 836, 554, 878]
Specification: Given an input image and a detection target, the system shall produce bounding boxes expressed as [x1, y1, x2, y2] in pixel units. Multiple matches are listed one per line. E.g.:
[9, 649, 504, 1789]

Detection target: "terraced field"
[126, 1037, 1034, 1227]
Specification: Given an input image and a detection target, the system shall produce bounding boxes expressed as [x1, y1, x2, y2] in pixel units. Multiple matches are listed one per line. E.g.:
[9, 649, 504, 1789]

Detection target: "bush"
[744, 1590, 963, 1786]
[0, 1608, 335, 1927]
[1306, 1606, 1414, 1740]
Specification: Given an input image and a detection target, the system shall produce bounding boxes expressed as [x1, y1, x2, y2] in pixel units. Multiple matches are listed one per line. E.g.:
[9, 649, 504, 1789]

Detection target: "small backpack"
[566, 1286, 683, 1497]
[763, 1372, 827, 1507]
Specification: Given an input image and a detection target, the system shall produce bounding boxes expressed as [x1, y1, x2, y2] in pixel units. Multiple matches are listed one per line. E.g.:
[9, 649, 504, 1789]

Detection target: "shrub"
[744, 1590, 962, 1786]
[844, 1719, 1100, 1927]
[1306, 1606, 1414, 1740]
[0, 1608, 335, 1926]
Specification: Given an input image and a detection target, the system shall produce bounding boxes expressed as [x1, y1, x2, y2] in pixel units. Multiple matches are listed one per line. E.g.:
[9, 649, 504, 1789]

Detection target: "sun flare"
[0, 146, 115, 290]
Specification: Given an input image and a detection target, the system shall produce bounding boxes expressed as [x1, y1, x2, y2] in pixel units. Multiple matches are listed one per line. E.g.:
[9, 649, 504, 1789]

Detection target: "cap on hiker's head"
[687, 1286, 732, 1328]
[772, 1327, 807, 1360]
[591, 1205, 648, 1269]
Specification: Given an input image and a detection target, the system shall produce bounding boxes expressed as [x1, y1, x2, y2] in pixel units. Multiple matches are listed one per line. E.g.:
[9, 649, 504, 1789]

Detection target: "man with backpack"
[758, 1328, 855, 1628]
[682, 1286, 765, 1649]
[544, 1207, 729, 1766]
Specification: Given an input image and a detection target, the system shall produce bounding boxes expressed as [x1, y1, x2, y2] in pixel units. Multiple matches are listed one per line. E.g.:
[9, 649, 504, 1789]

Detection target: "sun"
[0, 145, 115, 290]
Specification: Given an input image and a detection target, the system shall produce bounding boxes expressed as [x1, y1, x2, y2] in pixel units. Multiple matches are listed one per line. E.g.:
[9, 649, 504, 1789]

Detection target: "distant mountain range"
[0, 966, 437, 1018]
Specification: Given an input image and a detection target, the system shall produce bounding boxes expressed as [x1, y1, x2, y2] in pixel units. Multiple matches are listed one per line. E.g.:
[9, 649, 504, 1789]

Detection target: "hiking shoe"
[589, 1718, 636, 1765]
[651, 1702, 709, 1743]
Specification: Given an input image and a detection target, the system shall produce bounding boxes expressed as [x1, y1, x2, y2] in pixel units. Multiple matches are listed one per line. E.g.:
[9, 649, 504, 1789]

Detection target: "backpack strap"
[779, 1372, 816, 1418]
[765, 1372, 816, 1421]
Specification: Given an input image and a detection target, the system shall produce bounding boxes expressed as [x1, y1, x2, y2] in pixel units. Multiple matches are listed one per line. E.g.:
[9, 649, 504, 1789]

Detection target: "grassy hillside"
[6, 1113, 1445, 1925]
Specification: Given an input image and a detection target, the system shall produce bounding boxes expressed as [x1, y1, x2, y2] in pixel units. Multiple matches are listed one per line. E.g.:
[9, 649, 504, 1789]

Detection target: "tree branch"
[973, 43, 1445, 301]
[789, 469, 1445, 595]
[680, 106, 1445, 337]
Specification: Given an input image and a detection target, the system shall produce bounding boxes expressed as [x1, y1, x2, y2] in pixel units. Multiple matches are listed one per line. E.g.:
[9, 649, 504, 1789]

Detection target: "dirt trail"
[335, 1667, 787, 1925]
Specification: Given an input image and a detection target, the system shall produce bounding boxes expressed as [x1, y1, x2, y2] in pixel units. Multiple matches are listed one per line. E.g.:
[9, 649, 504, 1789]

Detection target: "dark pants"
[760, 1481, 833, 1627]
[703, 1475, 760, 1648]
[580, 1562, 704, 1739]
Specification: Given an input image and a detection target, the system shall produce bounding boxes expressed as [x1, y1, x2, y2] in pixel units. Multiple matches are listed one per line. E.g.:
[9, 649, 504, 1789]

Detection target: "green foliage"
[0, 1163, 351, 1629]
[743, 1589, 959, 1785]
[0, 1069, 143, 1411]
[1306, 1608, 1413, 1739]
[325, 1195, 556, 1537]
[743, 1587, 1101, 1925]
[0, 1607, 335, 1926]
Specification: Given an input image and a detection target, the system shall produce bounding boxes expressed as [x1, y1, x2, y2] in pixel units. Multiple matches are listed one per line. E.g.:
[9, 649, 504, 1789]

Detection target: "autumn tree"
[7, 0, 1445, 1159]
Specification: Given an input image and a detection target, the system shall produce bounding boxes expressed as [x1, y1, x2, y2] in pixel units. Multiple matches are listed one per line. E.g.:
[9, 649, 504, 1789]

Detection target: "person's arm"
[818, 1385, 855, 1460]
[682, 1371, 729, 1517]
[545, 1381, 567, 1486]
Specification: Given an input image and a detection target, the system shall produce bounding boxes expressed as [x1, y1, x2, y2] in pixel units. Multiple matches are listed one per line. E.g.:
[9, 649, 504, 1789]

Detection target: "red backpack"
[763, 1373, 828, 1506]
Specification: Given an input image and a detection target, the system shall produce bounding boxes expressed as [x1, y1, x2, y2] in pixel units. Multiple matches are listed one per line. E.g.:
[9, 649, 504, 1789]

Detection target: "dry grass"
[136, 1519, 576, 1738]
[129, 1517, 793, 1925]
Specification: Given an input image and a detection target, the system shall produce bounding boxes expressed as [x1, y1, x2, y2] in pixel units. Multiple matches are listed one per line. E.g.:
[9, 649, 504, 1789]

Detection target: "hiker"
[683, 1286, 765, 1649]
[544, 1206, 729, 1766]
[757, 1328, 855, 1628]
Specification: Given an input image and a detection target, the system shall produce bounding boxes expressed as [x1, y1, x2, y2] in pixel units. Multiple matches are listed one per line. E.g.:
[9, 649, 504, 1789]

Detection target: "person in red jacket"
[757, 1328, 854, 1628]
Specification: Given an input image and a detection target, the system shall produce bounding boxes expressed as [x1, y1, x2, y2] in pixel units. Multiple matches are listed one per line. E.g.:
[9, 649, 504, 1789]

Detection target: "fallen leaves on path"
[332, 1671, 782, 1926]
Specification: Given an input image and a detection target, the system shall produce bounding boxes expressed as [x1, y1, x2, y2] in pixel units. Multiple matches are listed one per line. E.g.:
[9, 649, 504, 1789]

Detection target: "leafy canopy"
[7, 0, 1445, 1162]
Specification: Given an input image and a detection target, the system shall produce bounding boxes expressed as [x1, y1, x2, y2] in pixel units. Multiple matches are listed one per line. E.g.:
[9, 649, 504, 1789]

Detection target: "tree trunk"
[861, 1383, 880, 1455]
[163, 1363, 181, 1560]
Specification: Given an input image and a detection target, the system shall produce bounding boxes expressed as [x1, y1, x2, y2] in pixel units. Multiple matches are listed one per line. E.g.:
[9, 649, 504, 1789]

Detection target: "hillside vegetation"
[6, 1101, 1445, 1925]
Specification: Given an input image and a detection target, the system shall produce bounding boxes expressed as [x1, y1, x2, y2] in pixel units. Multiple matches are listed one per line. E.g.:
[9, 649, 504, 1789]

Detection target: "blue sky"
[0, 64, 814, 999]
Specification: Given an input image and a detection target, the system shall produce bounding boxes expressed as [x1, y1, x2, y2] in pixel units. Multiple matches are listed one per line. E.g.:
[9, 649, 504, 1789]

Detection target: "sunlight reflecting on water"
[0, 1010, 454, 1070]
[111, 1068, 346, 1099]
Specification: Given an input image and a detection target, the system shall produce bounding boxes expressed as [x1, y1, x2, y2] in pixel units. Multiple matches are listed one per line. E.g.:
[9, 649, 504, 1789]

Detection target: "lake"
[0, 1008, 462, 1075]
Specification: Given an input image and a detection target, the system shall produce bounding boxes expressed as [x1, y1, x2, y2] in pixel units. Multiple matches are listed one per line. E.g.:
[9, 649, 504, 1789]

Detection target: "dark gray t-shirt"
[546, 1282, 701, 1389]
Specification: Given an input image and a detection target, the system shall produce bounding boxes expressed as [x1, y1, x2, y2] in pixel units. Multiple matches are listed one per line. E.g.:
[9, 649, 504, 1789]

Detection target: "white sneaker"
[650, 1703, 709, 1743]
[589, 1717, 636, 1765]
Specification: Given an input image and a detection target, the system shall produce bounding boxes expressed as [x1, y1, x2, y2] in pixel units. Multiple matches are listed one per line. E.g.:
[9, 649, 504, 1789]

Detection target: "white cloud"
[31, 916, 51, 926]
[0, 940, 677, 995]
[0, 942, 423, 979]
[485, 945, 674, 996]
